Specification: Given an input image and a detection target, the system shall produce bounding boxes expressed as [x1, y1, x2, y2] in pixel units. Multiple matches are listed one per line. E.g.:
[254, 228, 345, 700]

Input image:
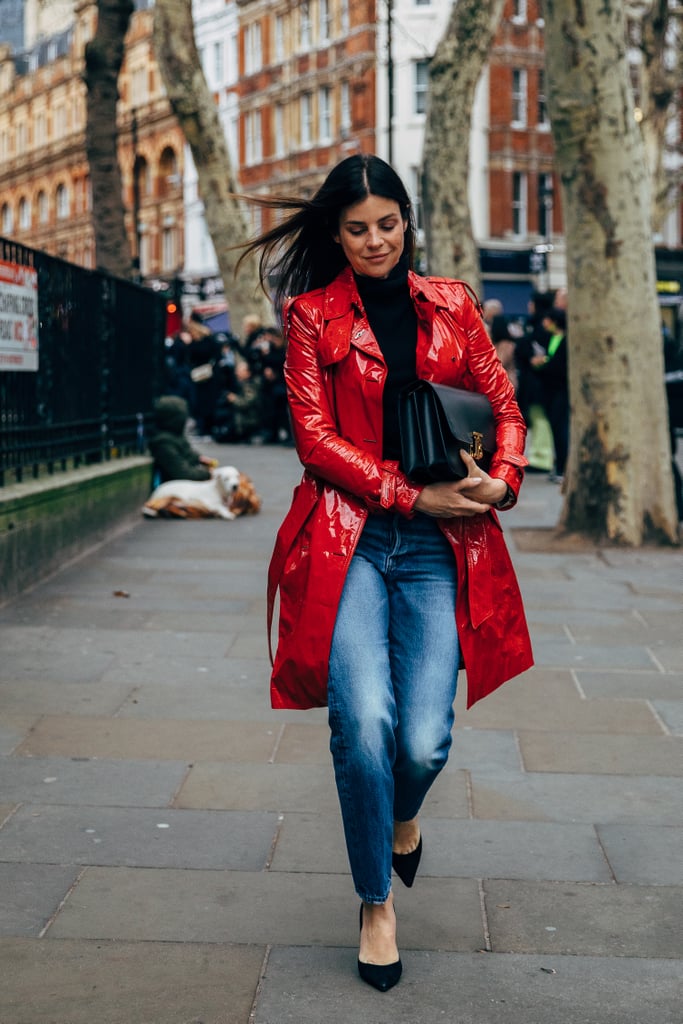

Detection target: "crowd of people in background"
[483, 288, 569, 484]
[162, 311, 292, 448]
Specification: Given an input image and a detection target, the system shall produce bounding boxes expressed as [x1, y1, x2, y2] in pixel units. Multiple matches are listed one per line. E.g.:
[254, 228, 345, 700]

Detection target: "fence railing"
[0, 238, 166, 486]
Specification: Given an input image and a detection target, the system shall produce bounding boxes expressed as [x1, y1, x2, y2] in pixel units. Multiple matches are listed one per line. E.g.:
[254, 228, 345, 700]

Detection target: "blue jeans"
[328, 511, 459, 904]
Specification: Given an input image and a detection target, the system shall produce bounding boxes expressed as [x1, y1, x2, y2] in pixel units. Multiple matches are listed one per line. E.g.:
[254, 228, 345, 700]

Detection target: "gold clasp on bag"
[469, 432, 484, 461]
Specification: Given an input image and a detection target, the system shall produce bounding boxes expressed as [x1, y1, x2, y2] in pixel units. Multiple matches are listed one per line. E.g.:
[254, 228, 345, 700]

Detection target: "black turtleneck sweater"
[354, 257, 418, 463]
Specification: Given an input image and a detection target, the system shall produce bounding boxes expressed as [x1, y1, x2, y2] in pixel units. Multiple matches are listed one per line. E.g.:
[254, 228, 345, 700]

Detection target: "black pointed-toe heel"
[357, 904, 403, 993]
[392, 835, 422, 888]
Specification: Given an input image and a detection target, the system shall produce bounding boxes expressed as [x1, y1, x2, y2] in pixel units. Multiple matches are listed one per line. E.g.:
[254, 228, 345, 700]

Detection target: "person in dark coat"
[187, 316, 221, 439]
[531, 306, 569, 480]
[147, 396, 215, 483]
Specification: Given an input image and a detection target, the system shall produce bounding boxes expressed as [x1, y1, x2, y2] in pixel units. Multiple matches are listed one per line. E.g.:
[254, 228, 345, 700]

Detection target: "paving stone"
[484, 880, 683, 958]
[530, 640, 659, 671]
[460, 671, 662, 733]
[471, 771, 683, 824]
[650, 645, 683, 672]
[0, 803, 15, 823]
[0, 715, 36, 755]
[519, 732, 683, 775]
[253, 947, 683, 1024]
[414, 819, 612, 882]
[653, 700, 683, 735]
[0, 864, 81, 936]
[576, 670, 683, 701]
[0, 805, 278, 870]
[16, 716, 280, 761]
[48, 866, 485, 951]
[175, 762, 340, 812]
[0, 756, 190, 808]
[112, 659, 274, 721]
[0, 647, 115, 683]
[0, 938, 264, 1024]
[0, 679, 134, 716]
[227, 632, 270, 658]
[597, 825, 683, 884]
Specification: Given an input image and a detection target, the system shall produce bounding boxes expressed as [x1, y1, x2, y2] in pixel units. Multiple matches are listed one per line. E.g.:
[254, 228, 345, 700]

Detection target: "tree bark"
[544, 0, 678, 545]
[84, 0, 135, 278]
[153, 0, 268, 329]
[420, 0, 504, 294]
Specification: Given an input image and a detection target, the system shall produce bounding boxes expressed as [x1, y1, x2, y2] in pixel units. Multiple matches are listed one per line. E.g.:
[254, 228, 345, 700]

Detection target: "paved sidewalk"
[1, 443, 681, 1024]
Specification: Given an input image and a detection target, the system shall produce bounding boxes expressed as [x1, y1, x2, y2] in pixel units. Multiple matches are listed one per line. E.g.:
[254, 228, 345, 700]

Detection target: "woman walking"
[239, 154, 533, 991]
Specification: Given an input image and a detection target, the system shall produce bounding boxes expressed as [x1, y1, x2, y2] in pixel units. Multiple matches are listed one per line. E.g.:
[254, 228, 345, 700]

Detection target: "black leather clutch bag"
[398, 380, 496, 483]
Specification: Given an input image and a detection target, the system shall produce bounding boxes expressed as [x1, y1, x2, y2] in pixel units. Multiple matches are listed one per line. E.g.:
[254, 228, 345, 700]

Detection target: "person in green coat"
[147, 396, 216, 483]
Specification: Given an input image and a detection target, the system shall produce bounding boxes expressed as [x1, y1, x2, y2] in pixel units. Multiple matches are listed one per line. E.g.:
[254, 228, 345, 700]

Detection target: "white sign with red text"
[0, 260, 39, 372]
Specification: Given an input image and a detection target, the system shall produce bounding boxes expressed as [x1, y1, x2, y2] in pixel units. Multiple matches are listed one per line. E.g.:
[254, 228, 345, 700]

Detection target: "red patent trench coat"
[267, 266, 533, 710]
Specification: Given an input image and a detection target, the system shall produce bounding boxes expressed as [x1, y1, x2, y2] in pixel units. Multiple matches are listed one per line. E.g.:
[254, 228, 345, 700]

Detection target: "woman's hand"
[413, 451, 508, 518]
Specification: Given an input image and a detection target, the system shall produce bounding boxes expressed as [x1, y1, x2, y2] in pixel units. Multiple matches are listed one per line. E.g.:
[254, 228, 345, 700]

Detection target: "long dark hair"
[236, 153, 417, 315]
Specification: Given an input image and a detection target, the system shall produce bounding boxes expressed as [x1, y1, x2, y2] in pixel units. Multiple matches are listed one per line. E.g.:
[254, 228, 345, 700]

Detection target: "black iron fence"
[0, 238, 165, 486]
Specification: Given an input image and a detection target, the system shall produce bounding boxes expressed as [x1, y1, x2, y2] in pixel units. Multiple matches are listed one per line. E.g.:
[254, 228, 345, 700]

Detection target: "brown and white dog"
[143, 465, 261, 520]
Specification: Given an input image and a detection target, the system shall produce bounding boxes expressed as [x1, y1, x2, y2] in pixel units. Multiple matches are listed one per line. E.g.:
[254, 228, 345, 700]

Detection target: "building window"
[512, 172, 527, 236]
[245, 109, 263, 165]
[410, 167, 423, 231]
[414, 59, 430, 115]
[538, 173, 553, 238]
[162, 227, 176, 271]
[245, 22, 262, 74]
[318, 86, 332, 142]
[537, 69, 549, 127]
[159, 147, 179, 195]
[213, 41, 223, 85]
[274, 104, 285, 157]
[300, 1, 312, 49]
[511, 0, 527, 22]
[340, 80, 351, 138]
[300, 92, 313, 146]
[56, 183, 69, 219]
[131, 66, 147, 105]
[512, 68, 527, 126]
[16, 121, 27, 153]
[37, 191, 48, 224]
[2, 203, 13, 234]
[274, 14, 285, 61]
[18, 197, 31, 231]
[319, 0, 332, 42]
[340, 0, 350, 33]
[34, 112, 46, 146]
[414, 0, 431, 6]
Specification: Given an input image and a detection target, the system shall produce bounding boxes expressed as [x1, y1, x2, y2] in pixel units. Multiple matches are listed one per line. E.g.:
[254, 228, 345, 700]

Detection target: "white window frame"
[512, 172, 527, 236]
[511, 0, 527, 24]
[274, 14, 285, 62]
[38, 191, 48, 224]
[245, 109, 263, 165]
[511, 68, 527, 127]
[300, 92, 313, 147]
[319, 0, 332, 42]
[340, 80, 351, 138]
[340, 0, 349, 33]
[245, 22, 262, 74]
[274, 104, 285, 157]
[300, 1, 312, 50]
[56, 183, 69, 220]
[414, 59, 429, 115]
[318, 86, 332, 142]
[1, 203, 13, 234]
[162, 226, 176, 271]
[18, 197, 31, 231]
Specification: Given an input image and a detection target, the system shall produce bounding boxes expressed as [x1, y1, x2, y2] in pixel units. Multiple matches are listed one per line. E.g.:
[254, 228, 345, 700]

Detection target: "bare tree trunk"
[545, 0, 678, 546]
[84, 0, 134, 278]
[420, 0, 504, 293]
[153, 0, 268, 329]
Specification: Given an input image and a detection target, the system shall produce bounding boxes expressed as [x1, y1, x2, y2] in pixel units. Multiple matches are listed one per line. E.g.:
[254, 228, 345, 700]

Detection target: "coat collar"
[321, 265, 463, 320]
